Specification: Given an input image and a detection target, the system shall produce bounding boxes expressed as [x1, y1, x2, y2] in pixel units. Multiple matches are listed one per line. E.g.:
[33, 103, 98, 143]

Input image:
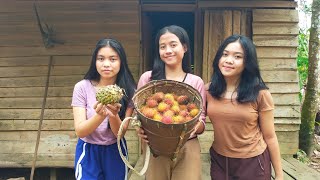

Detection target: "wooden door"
[141, 13, 154, 73]
[202, 9, 252, 83]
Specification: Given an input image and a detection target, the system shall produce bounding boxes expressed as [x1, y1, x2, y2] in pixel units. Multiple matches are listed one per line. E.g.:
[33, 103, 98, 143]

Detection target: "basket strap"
[117, 116, 151, 176]
[172, 124, 188, 161]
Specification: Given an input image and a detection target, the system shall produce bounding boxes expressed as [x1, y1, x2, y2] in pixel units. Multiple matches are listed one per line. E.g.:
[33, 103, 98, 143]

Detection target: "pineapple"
[96, 84, 124, 105]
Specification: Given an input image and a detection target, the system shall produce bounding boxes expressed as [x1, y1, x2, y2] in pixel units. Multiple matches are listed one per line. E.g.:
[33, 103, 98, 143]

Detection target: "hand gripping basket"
[117, 79, 203, 176]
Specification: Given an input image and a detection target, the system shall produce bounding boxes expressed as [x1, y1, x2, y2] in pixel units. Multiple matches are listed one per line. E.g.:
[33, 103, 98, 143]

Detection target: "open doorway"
[141, 12, 195, 72]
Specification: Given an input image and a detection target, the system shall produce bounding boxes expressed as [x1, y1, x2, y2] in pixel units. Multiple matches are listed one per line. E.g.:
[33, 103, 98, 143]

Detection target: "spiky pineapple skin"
[96, 84, 124, 105]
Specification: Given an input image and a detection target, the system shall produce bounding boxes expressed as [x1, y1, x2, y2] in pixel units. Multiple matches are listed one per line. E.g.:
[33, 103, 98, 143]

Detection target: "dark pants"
[315, 111, 320, 135]
[210, 147, 271, 180]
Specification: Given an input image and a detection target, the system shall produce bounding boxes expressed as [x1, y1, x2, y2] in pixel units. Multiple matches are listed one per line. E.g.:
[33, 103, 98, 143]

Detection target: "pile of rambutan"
[139, 92, 200, 124]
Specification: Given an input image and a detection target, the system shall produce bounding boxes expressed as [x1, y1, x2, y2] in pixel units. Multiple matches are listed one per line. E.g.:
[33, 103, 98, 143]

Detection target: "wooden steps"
[271, 157, 320, 180]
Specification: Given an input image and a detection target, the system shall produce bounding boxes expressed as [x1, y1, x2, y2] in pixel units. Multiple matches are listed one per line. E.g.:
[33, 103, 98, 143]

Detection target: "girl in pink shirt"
[72, 38, 136, 180]
[137, 25, 206, 180]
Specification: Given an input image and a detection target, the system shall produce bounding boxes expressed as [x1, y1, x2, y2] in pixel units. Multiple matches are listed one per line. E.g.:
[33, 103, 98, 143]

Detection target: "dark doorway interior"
[141, 12, 195, 71]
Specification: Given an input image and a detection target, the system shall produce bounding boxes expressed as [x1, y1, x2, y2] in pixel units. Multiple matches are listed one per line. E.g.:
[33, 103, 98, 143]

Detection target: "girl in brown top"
[206, 35, 283, 180]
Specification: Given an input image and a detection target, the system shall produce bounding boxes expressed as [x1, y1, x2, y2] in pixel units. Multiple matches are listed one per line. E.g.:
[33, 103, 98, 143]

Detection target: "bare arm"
[73, 103, 134, 138]
[191, 79, 207, 136]
[108, 106, 134, 137]
[190, 119, 205, 137]
[73, 103, 108, 138]
[259, 110, 283, 180]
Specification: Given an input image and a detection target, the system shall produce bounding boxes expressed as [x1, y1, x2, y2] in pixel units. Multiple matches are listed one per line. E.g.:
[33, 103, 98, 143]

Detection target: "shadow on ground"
[0, 168, 74, 180]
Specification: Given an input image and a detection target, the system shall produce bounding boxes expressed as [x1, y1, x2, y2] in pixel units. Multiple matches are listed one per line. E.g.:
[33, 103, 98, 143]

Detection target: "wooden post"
[50, 168, 57, 180]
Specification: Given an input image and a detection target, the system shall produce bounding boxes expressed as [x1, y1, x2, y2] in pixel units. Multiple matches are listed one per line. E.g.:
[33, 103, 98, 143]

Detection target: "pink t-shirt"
[137, 71, 206, 131]
[71, 79, 116, 145]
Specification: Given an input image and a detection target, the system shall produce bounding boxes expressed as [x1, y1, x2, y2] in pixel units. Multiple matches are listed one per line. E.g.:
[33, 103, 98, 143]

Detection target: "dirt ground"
[309, 134, 320, 172]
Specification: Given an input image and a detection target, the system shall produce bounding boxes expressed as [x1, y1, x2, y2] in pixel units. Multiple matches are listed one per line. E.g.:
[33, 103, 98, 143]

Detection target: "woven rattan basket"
[133, 79, 203, 159]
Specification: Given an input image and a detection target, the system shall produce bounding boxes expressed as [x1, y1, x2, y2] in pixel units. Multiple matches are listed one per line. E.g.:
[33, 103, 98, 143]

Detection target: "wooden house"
[0, 0, 301, 178]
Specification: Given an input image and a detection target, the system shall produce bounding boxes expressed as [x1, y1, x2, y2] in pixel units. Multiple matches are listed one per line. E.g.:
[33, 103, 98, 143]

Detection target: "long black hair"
[151, 25, 192, 80]
[208, 34, 267, 103]
[84, 38, 136, 119]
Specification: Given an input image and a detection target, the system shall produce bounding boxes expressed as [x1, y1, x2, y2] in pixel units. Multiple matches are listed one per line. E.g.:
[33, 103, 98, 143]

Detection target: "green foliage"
[300, 0, 312, 14]
[297, 30, 310, 101]
[295, 149, 311, 164]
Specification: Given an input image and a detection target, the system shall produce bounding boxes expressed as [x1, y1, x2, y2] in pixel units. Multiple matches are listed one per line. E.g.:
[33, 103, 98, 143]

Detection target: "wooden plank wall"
[253, 9, 300, 155]
[202, 9, 251, 83]
[200, 8, 300, 156]
[0, 0, 140, 168]
[198, 0, 297, 9]
[200, 9, 252, 156]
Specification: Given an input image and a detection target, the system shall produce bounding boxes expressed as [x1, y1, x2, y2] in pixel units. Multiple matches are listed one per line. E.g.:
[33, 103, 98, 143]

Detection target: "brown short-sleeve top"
[206, 89, 274, 158]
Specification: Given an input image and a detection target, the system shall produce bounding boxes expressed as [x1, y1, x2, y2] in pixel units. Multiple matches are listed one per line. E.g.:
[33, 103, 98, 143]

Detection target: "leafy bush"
[297, 29, 309, 101]
[295, 149, 311, 164]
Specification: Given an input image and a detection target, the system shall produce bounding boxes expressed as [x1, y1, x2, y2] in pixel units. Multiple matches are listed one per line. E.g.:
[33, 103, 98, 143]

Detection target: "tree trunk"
[299, 0, 320, 156]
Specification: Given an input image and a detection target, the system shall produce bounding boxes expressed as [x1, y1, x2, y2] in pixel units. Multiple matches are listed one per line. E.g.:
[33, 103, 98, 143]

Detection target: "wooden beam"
[141, 4, 196, 12]
[198, 1, 297, 8]
[253, 9, 299, 23]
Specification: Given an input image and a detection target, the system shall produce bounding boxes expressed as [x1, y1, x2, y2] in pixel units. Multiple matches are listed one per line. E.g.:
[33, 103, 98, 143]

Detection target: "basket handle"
[117, 116, 151, 176]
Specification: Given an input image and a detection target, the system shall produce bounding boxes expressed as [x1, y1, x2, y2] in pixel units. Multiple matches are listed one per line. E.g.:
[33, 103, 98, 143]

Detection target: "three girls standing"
[71, 27, 283, 180]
